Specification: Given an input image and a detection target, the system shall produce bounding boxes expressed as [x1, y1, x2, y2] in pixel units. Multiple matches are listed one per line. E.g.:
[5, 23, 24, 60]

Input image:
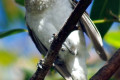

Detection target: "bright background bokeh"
[0, 0, 41, 80]
[0, 0, 120, 80]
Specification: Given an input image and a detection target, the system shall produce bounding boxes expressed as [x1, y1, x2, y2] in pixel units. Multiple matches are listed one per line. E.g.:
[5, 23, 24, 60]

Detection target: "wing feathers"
[69, 0, 107, 61]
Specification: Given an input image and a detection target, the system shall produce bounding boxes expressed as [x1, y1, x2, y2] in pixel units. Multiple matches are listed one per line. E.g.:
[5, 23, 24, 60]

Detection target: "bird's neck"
[25, 0, 70, 14]
[25, 0, 55, 13]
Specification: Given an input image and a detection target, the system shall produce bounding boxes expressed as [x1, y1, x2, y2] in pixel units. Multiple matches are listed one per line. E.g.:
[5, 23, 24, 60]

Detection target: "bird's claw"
[48, 33, 56, 43]
[37, 59, 44, 69]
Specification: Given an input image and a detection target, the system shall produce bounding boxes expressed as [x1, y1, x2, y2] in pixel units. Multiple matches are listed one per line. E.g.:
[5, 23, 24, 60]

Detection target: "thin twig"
[29, 0, 92, 80]
[93, 19, 120, 24]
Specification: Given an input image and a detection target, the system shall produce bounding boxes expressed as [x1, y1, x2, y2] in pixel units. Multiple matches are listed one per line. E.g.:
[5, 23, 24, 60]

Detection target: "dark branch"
[90, 48, 120, 80]
[30, 0, 92, 80]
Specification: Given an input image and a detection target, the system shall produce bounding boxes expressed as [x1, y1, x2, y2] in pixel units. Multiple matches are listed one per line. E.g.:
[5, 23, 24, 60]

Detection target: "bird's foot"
[48, 33, 66, 52]
[48, 33, 57, 43]
[37, 59, 44, 69]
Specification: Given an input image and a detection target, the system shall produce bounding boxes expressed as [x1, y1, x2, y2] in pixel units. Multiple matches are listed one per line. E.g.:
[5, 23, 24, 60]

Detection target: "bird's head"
[25, 0, 55, 13]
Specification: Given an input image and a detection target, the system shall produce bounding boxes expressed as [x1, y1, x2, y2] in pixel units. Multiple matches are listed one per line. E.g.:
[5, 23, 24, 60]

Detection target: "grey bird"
[25, 0, 107, 80]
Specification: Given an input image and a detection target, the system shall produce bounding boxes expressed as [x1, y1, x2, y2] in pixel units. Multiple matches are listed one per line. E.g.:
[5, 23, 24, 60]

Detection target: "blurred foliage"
[15, 0, 25, 6]
[90, 0, 120, 38]
[0, 50, 17, 66]
[104, 31, 120, 48]
[45, 73, 64, 80]
[2, 0, 24, 26]
[0, 29, 27, 38]
[88, 67, 97, 79]
[22, 69, 33, 80]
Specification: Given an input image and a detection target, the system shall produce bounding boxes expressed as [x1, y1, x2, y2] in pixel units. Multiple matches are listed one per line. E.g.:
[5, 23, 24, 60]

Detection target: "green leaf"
[104, 31, 120, 48]
[15, 0, 24, 6]
[90, 0, 120, 38]
[0, 29, 27, 38]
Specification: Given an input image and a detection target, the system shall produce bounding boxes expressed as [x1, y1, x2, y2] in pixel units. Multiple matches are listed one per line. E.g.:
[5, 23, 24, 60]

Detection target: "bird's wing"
[69, 0, 107, 61]
[80, 13, 107, 61]
[27, 24, 48, 55]
[27, 24, 73, 80]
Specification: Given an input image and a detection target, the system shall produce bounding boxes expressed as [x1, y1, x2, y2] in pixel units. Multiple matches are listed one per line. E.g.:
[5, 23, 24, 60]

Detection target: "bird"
[25, 0, 107, 80]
